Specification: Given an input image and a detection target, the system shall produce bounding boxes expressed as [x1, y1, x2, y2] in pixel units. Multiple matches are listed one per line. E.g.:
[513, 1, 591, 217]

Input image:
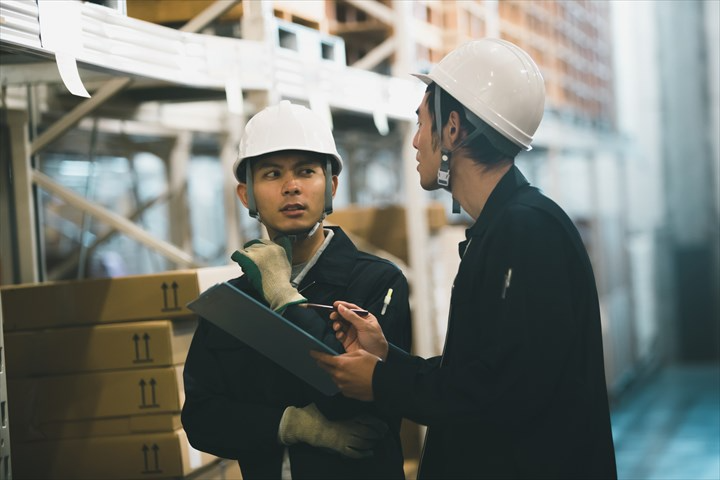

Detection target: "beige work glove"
[278, 403, 388, 459]
[230, 236, 306, 313]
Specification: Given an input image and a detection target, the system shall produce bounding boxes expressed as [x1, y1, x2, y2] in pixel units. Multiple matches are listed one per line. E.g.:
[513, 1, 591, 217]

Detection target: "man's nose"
[283, 177, 301, 195]
[412, 130, 419, 150]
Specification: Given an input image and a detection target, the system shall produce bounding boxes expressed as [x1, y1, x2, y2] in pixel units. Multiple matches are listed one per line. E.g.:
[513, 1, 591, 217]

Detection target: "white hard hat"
[413, 38, 545, 151]
[233, 100, 343, 183]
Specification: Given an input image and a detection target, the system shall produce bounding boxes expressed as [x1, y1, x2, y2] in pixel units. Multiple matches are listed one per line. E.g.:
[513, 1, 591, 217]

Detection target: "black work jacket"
[373, 167, 617, 479]
[182, 227, 411, 480]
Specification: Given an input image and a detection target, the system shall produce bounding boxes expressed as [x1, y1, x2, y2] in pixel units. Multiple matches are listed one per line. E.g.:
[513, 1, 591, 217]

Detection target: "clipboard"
[186, 282, 340, 395]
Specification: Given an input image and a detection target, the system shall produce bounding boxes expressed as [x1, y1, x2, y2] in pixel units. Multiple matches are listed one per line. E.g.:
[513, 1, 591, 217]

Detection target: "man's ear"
[331, 175, 339, 198]
[444, 110, 462, 148]
[236, 183, 249, 208]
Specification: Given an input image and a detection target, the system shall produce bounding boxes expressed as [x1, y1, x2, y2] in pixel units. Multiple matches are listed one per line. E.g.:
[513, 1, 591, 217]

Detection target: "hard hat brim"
[411, 73, 433, 86]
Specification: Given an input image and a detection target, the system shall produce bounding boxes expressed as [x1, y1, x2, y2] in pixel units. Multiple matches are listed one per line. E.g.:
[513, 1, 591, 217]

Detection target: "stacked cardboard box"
[327, 202, 448, 264]
[1, 266, 240, 479]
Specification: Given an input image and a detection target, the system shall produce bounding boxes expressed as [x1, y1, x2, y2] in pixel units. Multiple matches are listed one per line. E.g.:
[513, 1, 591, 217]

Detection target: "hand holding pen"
[324, 301, 388, 359]
[301, 303, 369, 317]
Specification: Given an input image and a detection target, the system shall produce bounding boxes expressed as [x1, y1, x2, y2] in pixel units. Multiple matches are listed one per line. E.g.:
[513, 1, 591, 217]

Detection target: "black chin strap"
[323, 157, 333, 216]
[284, 221, 322, 243]
[435, 85, 451, 191]
[434, 85, 460, 214]
[246, 160, 260, 220]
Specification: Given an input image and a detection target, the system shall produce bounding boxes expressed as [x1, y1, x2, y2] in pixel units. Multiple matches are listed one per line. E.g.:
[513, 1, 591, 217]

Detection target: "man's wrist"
[380, 345, 389, 362]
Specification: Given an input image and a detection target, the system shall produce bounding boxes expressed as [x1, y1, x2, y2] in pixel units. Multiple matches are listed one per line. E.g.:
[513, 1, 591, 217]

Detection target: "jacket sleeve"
[372, 207, 583, 428]
[181, 319, 284, 459]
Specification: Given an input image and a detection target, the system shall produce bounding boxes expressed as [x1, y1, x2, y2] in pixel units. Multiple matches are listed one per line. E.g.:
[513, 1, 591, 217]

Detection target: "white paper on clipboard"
[186, 282, 340, 395]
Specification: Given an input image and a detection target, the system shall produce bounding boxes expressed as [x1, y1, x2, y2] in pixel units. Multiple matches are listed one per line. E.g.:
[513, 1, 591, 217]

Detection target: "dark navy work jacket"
[182, 227, 410, 480]
[373, 166, 617, 479]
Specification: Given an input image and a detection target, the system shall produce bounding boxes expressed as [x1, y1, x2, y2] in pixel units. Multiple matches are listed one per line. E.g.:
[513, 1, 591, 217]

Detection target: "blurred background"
[1, 1, 718, 479]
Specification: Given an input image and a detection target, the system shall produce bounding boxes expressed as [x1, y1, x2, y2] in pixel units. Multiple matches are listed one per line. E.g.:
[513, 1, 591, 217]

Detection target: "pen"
[501, 268, 512, 299]
[302, 303, 369, 317]
[381, 288, 393, 315]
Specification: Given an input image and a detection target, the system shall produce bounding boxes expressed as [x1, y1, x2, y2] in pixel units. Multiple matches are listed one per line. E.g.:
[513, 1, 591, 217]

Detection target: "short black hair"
[425, 84, 517, 165]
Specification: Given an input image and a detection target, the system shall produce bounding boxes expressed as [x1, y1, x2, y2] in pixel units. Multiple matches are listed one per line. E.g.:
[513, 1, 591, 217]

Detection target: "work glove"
[278, 403, 388, 459]
[230, 236, 306, 313]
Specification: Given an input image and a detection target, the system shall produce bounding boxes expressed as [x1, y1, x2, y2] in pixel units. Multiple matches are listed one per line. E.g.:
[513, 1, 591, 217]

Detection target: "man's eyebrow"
[295, 160, 322, 168]
[255, 161, 283, 169]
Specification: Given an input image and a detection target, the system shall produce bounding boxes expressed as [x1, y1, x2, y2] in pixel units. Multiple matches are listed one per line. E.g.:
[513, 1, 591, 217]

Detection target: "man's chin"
[274, 222, 319, 237]
[420, 179, 443, 192]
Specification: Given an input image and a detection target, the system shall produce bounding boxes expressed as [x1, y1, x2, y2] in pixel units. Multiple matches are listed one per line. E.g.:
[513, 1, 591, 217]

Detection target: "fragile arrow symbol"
[152, 444, 161, 471]
[161, 282, 169, 309]
[132, 334, 140, 361]
[141, 444, 149, 472]
[171, 281, 179, 309]
[139, 379, 147, 407]
[143, 333, 152, 361]
[149, 378, 158, 407]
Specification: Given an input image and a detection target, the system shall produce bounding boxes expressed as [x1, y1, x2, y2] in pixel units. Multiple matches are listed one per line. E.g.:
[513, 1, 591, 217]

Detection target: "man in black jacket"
[314, 39, 618, 479]
[182, 101, 411, 479]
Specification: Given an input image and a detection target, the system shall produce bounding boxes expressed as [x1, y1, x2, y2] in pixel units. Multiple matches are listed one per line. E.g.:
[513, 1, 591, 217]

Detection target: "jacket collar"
[459, 165, 529, 256]
[300, 226, 358, 288]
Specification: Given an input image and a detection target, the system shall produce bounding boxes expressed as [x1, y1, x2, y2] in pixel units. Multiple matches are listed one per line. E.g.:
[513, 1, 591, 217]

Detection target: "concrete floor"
[611, 363, 720, 480]
[402, 363, 720, 480]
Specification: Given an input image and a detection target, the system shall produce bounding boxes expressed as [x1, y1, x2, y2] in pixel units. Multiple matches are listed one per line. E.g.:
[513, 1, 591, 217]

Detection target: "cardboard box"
[327, 203, 447, 263]
[8, 366, 184, 433]
[12, 428, 217, 479]
[12, 412, 182, 443]
[0, 265, 238, 331]
[186, 458, 243, 480]
[4, 318, 197, 377]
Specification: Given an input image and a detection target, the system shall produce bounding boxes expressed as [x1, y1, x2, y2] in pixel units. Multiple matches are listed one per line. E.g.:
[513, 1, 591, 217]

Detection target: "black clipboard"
[186, 282, 340, 395]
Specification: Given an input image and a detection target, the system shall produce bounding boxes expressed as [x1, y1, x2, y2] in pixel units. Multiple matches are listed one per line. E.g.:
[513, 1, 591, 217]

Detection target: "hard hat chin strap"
[246, 160, 260, 220]
[435, 85, 451, 190]
[462, 109, 522, 158]
[434, 84, 461, 214]
[323, 157, 334, 216]
[284, 221, 322, 243]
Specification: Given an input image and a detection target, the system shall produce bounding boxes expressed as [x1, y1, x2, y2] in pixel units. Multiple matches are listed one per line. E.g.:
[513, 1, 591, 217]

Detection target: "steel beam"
[5, 109, 39, 283]
[167, 131, 192, 253]
[29, 77, 131, 155]
[46, 189, 174, 281]
[351, 36, 396, 70]
[344, 0, 394, 25]
[32, 170, 199, 268]
[219, 116, 245, 258]
[392, 0, 436, 357]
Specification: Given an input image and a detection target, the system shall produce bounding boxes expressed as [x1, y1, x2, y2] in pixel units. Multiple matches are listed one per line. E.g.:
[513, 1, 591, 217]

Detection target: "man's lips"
[280, 203, 306, 213]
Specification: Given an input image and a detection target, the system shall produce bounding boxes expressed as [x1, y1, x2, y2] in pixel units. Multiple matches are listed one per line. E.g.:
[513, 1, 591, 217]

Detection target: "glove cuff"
[273, 294, 308, 313]
[278, 406, 298, 446]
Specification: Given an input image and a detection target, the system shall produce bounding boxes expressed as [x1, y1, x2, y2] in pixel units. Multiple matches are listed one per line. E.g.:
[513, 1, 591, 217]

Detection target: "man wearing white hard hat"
[313, 39, 618, 479]
[182, 101, 411, 479]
